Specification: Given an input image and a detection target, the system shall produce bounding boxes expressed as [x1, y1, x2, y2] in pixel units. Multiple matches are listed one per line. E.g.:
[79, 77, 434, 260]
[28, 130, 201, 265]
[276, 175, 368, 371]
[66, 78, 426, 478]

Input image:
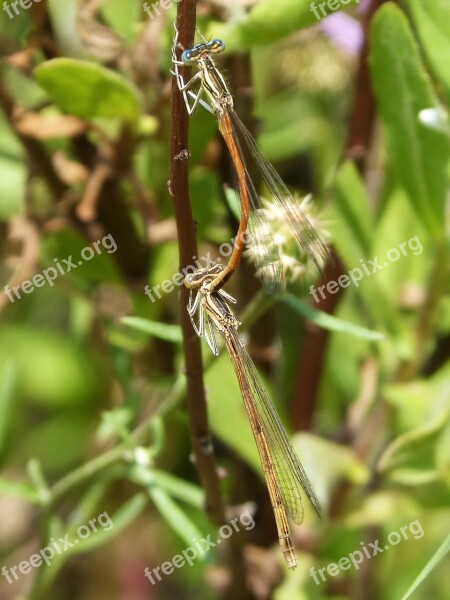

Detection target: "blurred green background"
[0, 1, 449, 599]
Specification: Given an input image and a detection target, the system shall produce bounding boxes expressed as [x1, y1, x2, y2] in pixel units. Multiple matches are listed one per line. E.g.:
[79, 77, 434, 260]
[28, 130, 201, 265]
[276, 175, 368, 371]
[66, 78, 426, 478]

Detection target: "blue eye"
[181, 50, 193, 64]
[210, 39, 225, 53]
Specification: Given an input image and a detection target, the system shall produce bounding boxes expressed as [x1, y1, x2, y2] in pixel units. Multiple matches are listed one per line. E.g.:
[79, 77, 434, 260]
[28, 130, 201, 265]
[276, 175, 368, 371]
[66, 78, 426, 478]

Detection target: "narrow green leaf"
[0, 477, 40, 503]
[148, 485, 204, 551]
[284, 293, 385, 341]
[26, 459, 50, 504]
[97, 407, 134, 442]
[400, 533, 450, 600]
[406, 0, 450, 100]
[120, 317, 182, 343]
[150, 469, 204, 509]
[70, 493, 148, 554]
[370, 4, 450, 234]
[332, 160, 373, 262]
[34, 59, 140, 123]
[0, 360, 16, 458]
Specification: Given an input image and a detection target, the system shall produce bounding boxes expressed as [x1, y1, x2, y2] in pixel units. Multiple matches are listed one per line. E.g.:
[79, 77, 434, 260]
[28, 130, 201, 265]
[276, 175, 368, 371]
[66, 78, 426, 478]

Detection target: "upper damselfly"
[171, 26, 331, 293]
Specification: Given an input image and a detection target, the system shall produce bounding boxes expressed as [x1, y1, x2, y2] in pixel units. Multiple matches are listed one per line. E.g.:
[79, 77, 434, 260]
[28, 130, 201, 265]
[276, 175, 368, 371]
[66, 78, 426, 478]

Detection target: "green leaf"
[100, 0, 141, 43]
[400, 533, 450, 600]
[206, 352, 261, 473]
[284, 293, 385, 341]
[34, 59, 140, 123]
[0, 477, 40, 503]
[343, 490, 422, 528]
[97, 407, 134, 442]
[0, 160, 25, 218]
[207, 0, 361, 49]
[120, 317, 182, 343]
[0, 327, 103, 407]
[377, 409, 450, 485]
[0, 360, 16, 458]
[147, 484, 204, 551]
[406, 0, 450, 101]
[294, 434, 370, 516]
[331, 160, 373, 263]
[70, 494, 147, 554]
[150, 469, 204, 509]
[370, 4, 450, 235]
[383, 360, 450, 432]
[26, 459, 50, 504]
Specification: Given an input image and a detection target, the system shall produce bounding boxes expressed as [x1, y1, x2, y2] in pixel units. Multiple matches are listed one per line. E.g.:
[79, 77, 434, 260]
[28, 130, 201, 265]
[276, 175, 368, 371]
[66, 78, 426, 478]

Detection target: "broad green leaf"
[121, 317, 182, 343]
[383, 360, 450, 432]
[23, 412, 94, 472]
[207, 0, 361, 49]
[294, 434, 369, 516]
[284, 293, 384, 341]
[257, 91, 323, 162]
[400, 533, 450, 600]
[34, 59, 140, 123]
[377, 410, 450, 485]
[206, 352, 261, 473]
[100, 0, 141, 43]
[343, 490, 421, 528]
[0, 327, 103, 407]
[370, 4, 449, 235]
[40, 230, 121, 285]
[406, 0, 450, 100]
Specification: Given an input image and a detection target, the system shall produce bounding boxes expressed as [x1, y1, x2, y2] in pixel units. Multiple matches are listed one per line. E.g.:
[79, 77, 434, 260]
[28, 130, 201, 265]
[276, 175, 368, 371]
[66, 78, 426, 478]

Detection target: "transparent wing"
[225, 328, 321, 523]
[226, 116, 285, 293]
[188, 291, 220, 356]
[230, 110, 331, 275]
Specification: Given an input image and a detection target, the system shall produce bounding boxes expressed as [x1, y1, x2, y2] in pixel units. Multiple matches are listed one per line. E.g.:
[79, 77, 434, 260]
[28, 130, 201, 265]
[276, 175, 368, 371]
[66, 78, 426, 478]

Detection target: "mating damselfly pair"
[172, 25, 329, 569]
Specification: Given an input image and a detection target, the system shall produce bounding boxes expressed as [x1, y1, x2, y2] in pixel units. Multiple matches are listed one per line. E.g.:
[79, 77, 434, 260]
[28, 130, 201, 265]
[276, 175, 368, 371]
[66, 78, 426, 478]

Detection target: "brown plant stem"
[169, 1, 225, 525]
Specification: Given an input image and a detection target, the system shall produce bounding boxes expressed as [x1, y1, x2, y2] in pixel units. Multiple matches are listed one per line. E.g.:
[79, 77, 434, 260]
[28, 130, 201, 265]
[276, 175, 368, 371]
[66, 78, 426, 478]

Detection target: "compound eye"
[210, 39, 225, 54]
[181, 49, 193, 64]
[184, 274, 195, 288]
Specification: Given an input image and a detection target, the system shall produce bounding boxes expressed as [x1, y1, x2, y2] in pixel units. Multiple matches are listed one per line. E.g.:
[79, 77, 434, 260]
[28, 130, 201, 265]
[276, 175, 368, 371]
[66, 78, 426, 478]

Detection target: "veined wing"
[223, 112, 285, 294]
[230, 109, 331, 275]
[225, 327, 321, 523]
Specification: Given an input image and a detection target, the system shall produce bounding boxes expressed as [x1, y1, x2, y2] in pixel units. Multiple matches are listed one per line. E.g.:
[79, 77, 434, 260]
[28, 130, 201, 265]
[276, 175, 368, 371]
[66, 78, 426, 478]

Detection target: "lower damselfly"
[185, 265, 321, 569]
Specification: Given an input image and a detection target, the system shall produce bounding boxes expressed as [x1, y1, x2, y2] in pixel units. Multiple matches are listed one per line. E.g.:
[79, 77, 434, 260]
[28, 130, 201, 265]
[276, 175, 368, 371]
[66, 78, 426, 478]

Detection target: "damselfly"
[172, 26, 330, 293]
[184, 265, 322, 569]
